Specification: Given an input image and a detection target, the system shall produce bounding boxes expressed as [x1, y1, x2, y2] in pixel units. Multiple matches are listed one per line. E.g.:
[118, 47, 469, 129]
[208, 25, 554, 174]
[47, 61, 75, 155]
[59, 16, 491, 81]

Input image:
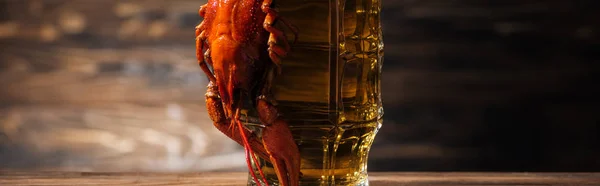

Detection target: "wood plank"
[0, 72, 205, 103]
[0, 44, 206, 104]
[0, 43, 200, 72]
[0, 172, 598, 186]
[1, 0, 204, 44]
[0, 103, 246, 172]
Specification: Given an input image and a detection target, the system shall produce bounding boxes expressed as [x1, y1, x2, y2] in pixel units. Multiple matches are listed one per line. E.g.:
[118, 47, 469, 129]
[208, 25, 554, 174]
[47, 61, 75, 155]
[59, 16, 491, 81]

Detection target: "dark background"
[0, 0, 598, 172]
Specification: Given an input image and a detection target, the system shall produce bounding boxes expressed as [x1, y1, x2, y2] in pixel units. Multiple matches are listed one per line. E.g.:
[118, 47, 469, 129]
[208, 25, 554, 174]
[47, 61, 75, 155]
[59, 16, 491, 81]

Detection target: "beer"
[243, 0, 383, 185]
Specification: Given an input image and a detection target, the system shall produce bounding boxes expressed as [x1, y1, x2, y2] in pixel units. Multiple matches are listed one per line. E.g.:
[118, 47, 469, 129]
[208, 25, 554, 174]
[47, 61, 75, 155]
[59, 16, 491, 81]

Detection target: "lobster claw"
[257, 97, 301, 186]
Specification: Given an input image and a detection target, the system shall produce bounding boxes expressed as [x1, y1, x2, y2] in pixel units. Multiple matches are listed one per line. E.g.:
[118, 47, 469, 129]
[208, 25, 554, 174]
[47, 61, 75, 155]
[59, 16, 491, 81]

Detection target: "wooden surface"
[0, 172, 599, 186]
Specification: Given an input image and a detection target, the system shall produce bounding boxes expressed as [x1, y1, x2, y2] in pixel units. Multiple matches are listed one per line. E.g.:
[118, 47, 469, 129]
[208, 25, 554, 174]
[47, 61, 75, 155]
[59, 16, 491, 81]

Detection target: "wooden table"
[1, 172, 599, 185]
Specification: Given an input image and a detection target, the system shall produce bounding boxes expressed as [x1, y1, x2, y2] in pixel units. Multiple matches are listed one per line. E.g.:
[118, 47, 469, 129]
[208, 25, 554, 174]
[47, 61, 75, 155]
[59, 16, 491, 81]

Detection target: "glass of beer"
[245, 0, 383, 185]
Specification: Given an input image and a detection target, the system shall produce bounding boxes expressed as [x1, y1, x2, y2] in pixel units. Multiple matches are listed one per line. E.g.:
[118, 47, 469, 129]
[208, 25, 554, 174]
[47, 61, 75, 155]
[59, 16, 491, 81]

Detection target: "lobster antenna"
[242, 107, 270, 186]
[234, 110, 261, 185]
[248, 127, 269, 186]
[234, 97, 269, 186]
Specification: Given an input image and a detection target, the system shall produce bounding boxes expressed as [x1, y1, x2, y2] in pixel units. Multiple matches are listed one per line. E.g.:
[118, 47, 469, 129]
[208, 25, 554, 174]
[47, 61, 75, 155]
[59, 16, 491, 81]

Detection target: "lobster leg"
[196, 32, 216, 83]
[261, 0, 298, 44]
[196, 3, 216, 83]
[261, 1, 293, 75]
[198, 4, 207, 17]
[196, 4, 208, 33]
[204, 48, 213, 67]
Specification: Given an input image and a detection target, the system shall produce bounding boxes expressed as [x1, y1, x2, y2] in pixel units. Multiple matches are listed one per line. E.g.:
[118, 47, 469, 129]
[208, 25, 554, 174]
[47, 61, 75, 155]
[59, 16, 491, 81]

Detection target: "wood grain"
[1, 0, 202, 45]
[0, 172, 599, 186]
[0, 103, 243, 172]
[0, 44, 206, 104]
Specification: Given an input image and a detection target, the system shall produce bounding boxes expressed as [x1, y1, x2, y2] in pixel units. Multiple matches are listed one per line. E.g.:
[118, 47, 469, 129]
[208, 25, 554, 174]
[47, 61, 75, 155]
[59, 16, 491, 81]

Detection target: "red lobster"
[195, 0, 300, 185]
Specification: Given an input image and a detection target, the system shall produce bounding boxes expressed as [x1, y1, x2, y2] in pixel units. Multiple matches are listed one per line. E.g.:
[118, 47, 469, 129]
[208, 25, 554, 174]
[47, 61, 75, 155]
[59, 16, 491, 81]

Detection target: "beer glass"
[245, 0, 383, 185]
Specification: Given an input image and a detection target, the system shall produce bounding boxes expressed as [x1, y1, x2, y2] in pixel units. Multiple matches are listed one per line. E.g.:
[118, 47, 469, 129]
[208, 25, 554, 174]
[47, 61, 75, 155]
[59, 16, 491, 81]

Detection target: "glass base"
[246, 174, 370, 186]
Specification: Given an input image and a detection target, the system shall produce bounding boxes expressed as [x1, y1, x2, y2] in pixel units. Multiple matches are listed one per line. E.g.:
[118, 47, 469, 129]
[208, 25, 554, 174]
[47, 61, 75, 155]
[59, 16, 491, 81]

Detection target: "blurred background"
[0, 0, 598, 172]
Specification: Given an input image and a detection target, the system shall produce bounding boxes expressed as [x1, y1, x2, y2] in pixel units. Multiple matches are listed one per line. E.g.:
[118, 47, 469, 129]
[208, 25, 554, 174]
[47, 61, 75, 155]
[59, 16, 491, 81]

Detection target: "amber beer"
[244, 0, 383, 185]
